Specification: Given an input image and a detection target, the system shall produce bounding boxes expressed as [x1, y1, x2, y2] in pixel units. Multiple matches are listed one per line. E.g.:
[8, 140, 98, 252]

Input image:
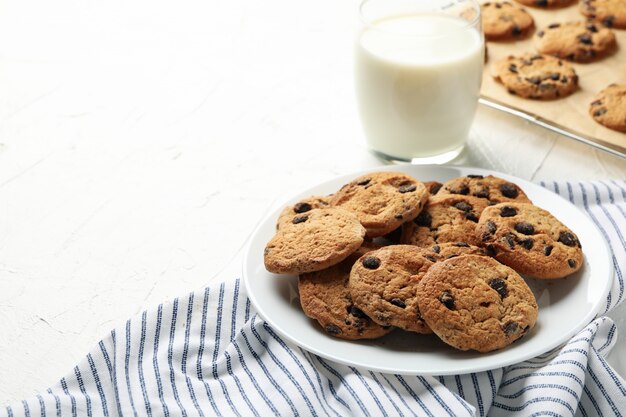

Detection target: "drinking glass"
[355, 0, 484, 164]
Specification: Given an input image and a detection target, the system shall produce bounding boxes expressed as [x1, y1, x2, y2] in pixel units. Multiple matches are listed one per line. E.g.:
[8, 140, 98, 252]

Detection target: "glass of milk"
[355, 0, 484, 164]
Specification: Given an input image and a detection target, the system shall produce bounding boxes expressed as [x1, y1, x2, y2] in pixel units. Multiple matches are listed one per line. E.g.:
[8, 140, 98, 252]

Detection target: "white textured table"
[1, 0, 625, 404]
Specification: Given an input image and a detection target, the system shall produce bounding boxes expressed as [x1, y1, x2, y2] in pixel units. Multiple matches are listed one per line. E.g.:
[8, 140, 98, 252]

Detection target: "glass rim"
[358, 0, 481, 37]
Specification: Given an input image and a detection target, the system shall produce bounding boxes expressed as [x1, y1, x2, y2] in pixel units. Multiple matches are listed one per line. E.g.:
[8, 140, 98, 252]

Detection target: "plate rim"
[242, 164, 614, 375]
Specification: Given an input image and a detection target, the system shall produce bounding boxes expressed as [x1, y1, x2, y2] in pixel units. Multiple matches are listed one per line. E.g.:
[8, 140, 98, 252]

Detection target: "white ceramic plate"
[242, 165, 613, 375]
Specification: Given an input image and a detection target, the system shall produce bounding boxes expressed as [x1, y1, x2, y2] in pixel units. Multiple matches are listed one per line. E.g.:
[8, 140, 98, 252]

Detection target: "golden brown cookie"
[515, 0, 574, 8]
[298, 245, 393, 340]
[348, 245, 434, 333]
[589, 84, 626, 133]
[276, 195, 331, 229]
[477, 202, 584, 278]
[400, 195, 489, 247]
[437, 174, 532, 204]
[416, 255, 538, 352]
[493, 53, 578, 100]
[330, 172, 429, 238]
[264, 207, 365, 274]
[580, 0, 626, 29]
[534, 22, 616, 63]
[482, 2, 535, 41]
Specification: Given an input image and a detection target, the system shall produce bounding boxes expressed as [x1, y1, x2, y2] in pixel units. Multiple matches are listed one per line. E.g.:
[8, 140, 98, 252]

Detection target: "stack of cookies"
[263, 172, 584, 353]
[482, 0, 626, 133]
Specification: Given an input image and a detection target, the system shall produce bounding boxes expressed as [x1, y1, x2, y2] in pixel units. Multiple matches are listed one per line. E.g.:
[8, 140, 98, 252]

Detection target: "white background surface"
[1, 0, 625, 404]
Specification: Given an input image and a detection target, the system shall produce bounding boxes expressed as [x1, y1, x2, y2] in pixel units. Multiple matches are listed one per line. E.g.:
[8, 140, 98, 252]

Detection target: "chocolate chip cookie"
[400, 195, 489, 247]
[264, 207, 365, 274]
[580, 0, 626, 29]
[299, 245, 393, 340]
[348, 245, 434, 333]
[493, 53, 578, 100]
[482, 2, 535, 41]
[416, 255, 538, 352]
[276, 195, 331, 229]
[437, 174, 532, 204]
[589, 84, 626, 133]
[477, 202, 583, 278]
[330, 172, 429, 238]
[534, 22, 616, 63]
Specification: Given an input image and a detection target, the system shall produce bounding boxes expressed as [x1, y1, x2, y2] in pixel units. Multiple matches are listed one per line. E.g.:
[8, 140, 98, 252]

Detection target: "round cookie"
[580, 0, 626, 29]
[493, 53, 578, 100]
[298, 245, 393, 340]
[482, 2, 535, 41]
[348, 245, 434, 333]
[589, 84, 626, 133]
[416, 255, 538, 353]
[515, 0, 574, 8]
[437, 174, 532, 204]
[400, 195, 489, 247]
[276, 195, 331, 229]
[330, 172, 429, 238]
[476, 202, 584, 278]
[264, 207, 365, 274]
[534, 22, 616, 63]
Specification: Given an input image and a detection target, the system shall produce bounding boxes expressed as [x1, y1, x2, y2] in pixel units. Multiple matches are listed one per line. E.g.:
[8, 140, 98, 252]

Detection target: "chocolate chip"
[399, 183, 417, 193]
[519, 238, 534, 250]
[415, 211, 432, 228]
[348, 305, 367, 318]
[509, 64, 518, 73]
[439, 291, 455, 310]
[390, 298, 406, 308]
[549, 73, 560, 81]
[432, 245, 441, 253]
[451, 185, 470, 195]
[467, 174, 484, 179]
[504, 234, 516, 249]
[602, 16, 614, 28]
[454, 242, 471, 248]
[500, 183, 519, 198]
[465, 212, 479, 224]
[568, 259, 577, 268]
[425, 255, 438, 262]
[586, 24, 598, 33]
[514, 222, 535, 235]
[430, 183, 443, 194]
[512, 26, 522, 36]
[594, 108, 607, 117]
[395, 214, 403, 220]
[362, 256, 381, 269]
[357, 178, 371, 186]
[292, 215, 308, 224]
[293, 202, 312, 213]
[548, 23, 560, 29]
[537, 30, 545, 38]
[446, 254, 459, 259]
[489, 278, 508, 298]
[535, 0, 547, 6]
[558, 231, 578, 247]
[325, 324, 342, 335]
[503, 321, 519, 335]
[475, 189, 490, 198]
[578, 34, 593, 45]
[486, 244, 497, 256]
[544, 245, 553, 256]
[526, 77, 541, 85]
[454, 202, 473, 212]
[500, 206, 518, 217]
[561, 76, 568, 84]
[486, 221, 497, 234]
[591, 99, 603, 106]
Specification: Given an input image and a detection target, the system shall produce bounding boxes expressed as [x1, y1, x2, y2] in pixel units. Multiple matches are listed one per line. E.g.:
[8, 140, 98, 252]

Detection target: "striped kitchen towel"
[3, 180, 626, 417]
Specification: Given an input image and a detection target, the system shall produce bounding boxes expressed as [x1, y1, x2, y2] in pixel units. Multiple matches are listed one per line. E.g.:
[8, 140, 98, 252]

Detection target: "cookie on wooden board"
[416, 255, 538, 352]
[589, 84, 626, 133]
[534, 21, 616, 63]
[476, 202, 583, 278]
[493, 53, 578, 100]
[264, 207, 365, 274]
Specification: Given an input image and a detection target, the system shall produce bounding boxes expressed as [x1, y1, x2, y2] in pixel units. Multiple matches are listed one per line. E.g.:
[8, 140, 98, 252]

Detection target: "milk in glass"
[355, 13, 484, 161]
